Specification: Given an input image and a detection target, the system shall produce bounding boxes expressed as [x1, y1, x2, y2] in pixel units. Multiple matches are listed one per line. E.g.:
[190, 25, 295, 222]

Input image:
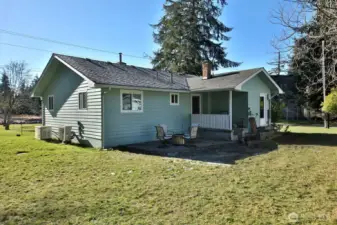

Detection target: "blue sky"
[0, 0, 284, 77]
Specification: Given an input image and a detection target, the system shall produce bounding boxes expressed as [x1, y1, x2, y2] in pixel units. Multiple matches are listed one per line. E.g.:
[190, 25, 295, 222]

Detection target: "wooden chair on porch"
[243, 117, 261, 143]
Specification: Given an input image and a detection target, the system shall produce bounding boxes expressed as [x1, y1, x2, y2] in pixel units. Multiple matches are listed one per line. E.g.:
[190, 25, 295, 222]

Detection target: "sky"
[0, 0, 285, 77]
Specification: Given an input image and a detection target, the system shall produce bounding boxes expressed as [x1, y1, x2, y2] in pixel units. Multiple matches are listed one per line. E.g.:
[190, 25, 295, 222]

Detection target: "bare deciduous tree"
[0, 61, 30, 130]
[271, 0, 337, 127]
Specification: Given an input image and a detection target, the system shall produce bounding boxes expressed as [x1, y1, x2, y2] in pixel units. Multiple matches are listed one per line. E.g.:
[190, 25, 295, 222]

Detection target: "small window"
[260, 96, 264, 118]
[48, 95, 54, 111]
[121, 90, 143, 113]
[79, 92, 88, 109]
[170, 93, 179, 105]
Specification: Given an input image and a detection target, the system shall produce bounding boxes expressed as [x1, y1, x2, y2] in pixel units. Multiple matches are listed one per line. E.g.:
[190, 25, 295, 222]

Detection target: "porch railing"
[191, 114, 230, 130]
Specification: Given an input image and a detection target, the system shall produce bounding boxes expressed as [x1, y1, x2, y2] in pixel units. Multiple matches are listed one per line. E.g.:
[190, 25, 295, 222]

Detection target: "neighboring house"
[32, 54, 283, 148]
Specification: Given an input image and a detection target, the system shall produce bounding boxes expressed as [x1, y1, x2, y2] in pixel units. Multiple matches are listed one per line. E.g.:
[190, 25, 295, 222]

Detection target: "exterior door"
[259, 93, 269, 126]
[192, 95, 201, 114]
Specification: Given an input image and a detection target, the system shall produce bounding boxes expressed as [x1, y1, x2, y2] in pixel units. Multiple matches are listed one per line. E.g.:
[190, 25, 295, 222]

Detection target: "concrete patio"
[124, 138, 278, 164]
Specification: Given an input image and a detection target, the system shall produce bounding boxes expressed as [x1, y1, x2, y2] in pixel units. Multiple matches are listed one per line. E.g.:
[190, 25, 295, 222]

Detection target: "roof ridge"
[53, 53, 192, 77]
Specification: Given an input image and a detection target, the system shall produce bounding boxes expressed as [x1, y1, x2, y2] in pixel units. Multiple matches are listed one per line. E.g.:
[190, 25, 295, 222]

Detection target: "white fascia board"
[95, 84, 190, 93]
[234, 68, 284, 94]
[54, 55, 95, 87]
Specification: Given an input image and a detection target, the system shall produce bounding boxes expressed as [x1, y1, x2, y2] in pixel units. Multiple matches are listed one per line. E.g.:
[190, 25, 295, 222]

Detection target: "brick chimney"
[202, 61, 211, 80]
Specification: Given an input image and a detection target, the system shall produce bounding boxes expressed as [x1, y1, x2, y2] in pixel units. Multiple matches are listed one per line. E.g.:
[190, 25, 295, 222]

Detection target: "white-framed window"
[79, 92, 88, 109]
[170, 93, 179, 105]
[48, 95, 54, 111]
[120, 90, 143, 113]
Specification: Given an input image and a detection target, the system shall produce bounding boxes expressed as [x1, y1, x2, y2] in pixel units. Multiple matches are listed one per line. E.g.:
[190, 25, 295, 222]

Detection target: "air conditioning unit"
[58, 127, 65, 141]
[58, 126, 72, 142]
[35, 126, 52, 140]
[64, 126, 72, 142]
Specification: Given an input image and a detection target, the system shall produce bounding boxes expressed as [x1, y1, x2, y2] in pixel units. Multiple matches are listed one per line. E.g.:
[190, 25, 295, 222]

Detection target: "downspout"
[41, 97, 45, 126]
[101, 89, 105, 149]
[229, 90, 233, 130]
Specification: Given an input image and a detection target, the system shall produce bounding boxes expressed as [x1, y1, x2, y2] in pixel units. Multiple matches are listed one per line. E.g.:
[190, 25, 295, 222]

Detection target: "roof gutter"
[190, 88, 236, 92]
[93, 84, 190, 93]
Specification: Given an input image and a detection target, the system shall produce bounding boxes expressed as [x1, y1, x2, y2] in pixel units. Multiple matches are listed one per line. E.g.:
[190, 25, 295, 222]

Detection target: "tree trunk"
[4, 123, 10, 130]
[323, 112, 330, 128]
[3, 109, 11, 130]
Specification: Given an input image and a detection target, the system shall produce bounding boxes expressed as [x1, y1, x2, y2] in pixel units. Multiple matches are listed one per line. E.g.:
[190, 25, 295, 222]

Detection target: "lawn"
[0, 125, 337, 224]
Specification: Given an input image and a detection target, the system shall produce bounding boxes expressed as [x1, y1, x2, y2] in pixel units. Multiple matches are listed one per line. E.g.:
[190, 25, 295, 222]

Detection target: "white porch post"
[229, 90, 232, 130]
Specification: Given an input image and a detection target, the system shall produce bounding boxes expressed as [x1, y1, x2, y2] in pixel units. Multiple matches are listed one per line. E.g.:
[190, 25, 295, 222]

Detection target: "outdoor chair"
[159, 124, 174, 136]
[184, 123, 199, 140]
[155, 125, 172, 144]
[244, 117, 261, 143]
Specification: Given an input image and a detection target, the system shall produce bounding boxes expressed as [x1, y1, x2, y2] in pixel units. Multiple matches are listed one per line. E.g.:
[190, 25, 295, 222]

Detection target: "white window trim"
[48, 95, 54, 111]
[120, 90, 144, 113]
[170, 93, 179, 106]
[78, 92, 88, 110]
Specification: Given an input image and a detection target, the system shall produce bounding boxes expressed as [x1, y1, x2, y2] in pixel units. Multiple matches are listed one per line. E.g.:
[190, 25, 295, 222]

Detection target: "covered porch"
[191, 90, 249, 130]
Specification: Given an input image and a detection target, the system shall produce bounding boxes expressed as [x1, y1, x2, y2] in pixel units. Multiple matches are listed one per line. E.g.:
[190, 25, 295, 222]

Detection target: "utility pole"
[277, 51, 281, 76]
[322, 40, 330, 128]
[322, 40, 326, 100]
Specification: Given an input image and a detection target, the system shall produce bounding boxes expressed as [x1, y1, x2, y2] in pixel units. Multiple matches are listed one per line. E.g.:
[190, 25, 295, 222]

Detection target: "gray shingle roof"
[187, 68, 263, 91]
[54, 54, 190, 91]
[53, 54, 265, 92]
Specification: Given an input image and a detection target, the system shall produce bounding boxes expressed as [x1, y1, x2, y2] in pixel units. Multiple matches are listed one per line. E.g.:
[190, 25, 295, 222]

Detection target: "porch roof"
[187, 68, 284, 94]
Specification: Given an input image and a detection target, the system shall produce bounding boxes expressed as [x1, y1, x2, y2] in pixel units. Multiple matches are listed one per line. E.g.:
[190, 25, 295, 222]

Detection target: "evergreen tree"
[152, 0, 239, 75]
[29, 75, 41, 115]
[0, 72, 10, 95]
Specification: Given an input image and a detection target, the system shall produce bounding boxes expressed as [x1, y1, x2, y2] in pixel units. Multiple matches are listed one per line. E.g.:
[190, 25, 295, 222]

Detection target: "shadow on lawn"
[118, 139, 279, 165]
[274, 132, 337, 146]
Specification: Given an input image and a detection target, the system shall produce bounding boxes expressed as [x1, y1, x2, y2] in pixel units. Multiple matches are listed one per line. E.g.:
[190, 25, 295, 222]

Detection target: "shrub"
[322, 88, 337, 114]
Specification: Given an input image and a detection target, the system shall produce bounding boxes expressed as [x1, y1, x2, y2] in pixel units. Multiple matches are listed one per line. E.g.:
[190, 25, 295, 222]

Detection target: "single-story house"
[32, 54, 283, 148]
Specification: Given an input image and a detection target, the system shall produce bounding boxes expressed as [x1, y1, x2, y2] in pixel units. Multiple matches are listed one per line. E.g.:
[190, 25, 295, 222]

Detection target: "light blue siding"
[210, 91, 229, 114]
[103, 89, 191, 147]
[232, 91, 248, 127]
[241, 72, 271, 126]
[42, 65, 102, 148]
[195, 91, 229, 115]
[201, 92, 209, 113]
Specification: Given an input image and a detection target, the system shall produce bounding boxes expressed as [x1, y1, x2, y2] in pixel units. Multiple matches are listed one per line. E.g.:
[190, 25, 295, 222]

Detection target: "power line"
[0, 28, 149, 60]
[0, 42, 54, 53]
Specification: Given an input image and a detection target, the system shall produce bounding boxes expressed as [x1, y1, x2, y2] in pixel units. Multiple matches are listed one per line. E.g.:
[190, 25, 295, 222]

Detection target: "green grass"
[0, 125, 337, 224]
[285, 124, 337, 134]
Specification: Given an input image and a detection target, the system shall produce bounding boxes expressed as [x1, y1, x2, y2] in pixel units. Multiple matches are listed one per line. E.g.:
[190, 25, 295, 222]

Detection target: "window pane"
[83, 93, 87, 109]
[79, 93, 83, 109]
[171, 94, 175, 103]
[49, 97, 54, 110]
[122, 93, 132, 110]
[132, 94, 142, 111]
[175, 94, 178, 104]
[260, 96, 264, 118]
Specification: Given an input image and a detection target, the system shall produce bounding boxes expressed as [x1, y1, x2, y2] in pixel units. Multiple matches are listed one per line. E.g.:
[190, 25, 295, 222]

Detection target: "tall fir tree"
[152, 0, 239, 75]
